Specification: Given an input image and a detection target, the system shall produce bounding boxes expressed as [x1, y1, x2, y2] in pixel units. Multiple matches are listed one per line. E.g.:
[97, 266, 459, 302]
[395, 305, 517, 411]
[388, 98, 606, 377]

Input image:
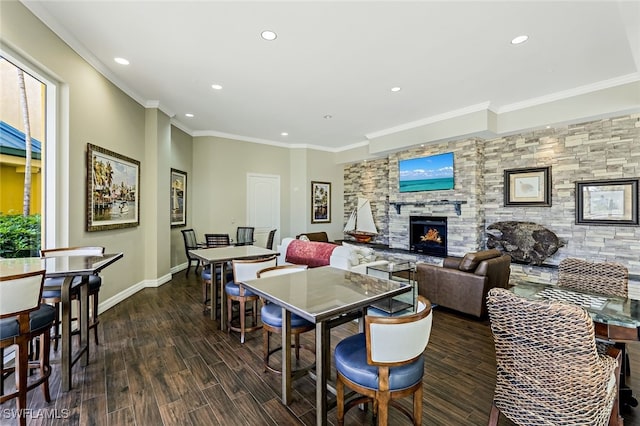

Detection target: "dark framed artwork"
[86, 143, 140, 231]
[504, 166, 551, 207]
[170, 168, 187, 227]
[311, 181, 331, 223]
[576, 178, 639, 226]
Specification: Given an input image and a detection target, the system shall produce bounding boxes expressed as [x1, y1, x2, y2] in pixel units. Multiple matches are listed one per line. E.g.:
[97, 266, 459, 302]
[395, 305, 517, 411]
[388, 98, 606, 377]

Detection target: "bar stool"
[0, 269, 55, 426]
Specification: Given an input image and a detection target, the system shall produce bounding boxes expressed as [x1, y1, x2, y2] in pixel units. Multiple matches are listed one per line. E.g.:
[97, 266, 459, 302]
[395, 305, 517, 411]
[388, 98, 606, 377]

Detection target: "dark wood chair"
[257, 265, 313, 374]
[235, 226, 255, 246]
[225, 256, 277, 343]
[201, 234, 231, 313]
[0, 269, 55, 426]
[486, 288, 621, 426]
[181, 229, 205, 277]
[334, 295, 433, 425]
[265, 229, 277, 250]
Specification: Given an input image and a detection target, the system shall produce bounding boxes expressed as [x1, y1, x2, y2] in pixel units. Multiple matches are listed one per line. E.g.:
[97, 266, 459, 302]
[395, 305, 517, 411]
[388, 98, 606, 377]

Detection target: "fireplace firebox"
[409, 216, 447, 257]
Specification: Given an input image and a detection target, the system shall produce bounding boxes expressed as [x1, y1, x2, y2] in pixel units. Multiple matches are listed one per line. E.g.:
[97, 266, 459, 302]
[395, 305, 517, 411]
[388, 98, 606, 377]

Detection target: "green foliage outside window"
[0, 213, 41, 258]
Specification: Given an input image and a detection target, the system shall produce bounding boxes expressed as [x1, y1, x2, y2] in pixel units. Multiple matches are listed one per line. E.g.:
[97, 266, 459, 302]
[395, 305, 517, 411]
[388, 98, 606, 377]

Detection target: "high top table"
[0, 253, 123, 391]
[243, 266, 412, 426]
[189, 245, 278, 328]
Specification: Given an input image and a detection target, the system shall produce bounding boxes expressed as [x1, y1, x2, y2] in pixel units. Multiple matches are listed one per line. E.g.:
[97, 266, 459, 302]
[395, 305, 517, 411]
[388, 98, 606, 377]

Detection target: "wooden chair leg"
[378, 391, 390, 426]
[39, 331, 51, 402]
[488, 402, 500, 426]
[240, 300, 246, 343]
[52, 302, 60, 351]
[226, 298, 233, 336]
[295, 333, 301, 360]
[413, 384, 422, 425]
[336, 375, 345, 426]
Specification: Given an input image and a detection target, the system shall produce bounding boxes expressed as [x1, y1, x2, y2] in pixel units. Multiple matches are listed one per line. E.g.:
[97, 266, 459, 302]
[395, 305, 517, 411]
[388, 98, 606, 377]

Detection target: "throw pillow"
[342, 242, 376, 265]
[299, 235, 310, 241]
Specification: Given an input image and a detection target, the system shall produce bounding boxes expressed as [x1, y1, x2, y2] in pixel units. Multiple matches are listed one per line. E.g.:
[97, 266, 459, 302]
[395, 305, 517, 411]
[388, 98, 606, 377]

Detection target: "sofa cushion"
[458, 249, 502, 272]
[342, 242, 376, 265]
[286, 239, 337, 268]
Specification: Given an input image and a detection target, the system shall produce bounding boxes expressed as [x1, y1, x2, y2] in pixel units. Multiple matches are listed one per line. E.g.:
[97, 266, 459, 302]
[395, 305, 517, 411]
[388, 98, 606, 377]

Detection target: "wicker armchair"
[558, 257, 628, 297]
[486, 288, 620, 426]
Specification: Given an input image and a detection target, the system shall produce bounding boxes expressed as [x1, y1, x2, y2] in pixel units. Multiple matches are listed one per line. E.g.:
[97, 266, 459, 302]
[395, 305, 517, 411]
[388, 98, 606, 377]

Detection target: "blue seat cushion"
[41, 275, 102, 299]
[261, 303, 313, 328]
[224, 280, 257, 297]
[334, 333, 424, 391]
[0, 304, 56, 340]
[201, 267, 233, 282]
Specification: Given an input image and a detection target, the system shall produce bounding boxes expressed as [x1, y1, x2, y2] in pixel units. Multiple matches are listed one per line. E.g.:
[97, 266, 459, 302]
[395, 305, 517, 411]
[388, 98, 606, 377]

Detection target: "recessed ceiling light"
[211, 84, 223, 90]
[391, 87, 401, 92]
[323, 115, 333, 119]
[261, 30, 277, 41]
[114, 57, 129, 65]
[185, 113, 194, 118]
[281, 132, 288, 136]
[511, 35, 529, 45]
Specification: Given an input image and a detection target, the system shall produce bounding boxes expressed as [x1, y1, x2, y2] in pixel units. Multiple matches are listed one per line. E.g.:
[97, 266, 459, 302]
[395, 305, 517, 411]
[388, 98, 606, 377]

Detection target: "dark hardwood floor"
[3, 271, 640, 426]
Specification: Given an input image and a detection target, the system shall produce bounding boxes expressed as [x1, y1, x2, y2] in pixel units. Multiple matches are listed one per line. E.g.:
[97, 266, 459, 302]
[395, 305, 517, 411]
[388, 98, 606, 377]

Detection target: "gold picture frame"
[86, 143, 140, 231]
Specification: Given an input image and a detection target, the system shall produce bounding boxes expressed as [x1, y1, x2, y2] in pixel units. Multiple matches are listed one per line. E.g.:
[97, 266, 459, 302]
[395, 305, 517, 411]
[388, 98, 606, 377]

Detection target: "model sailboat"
[344, 197, 378, 243]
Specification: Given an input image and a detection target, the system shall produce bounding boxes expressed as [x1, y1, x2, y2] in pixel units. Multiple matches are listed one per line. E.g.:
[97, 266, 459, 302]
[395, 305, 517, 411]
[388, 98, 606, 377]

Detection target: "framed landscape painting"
[311, 181, 331, 223]
[86, 143, 140, 231]
[170, 168, 187, 227]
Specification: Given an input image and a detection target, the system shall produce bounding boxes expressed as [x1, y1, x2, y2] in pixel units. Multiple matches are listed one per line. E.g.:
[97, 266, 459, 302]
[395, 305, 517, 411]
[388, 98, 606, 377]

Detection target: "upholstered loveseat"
[416, 249, 511, 318]
[276, 238, 387, 273]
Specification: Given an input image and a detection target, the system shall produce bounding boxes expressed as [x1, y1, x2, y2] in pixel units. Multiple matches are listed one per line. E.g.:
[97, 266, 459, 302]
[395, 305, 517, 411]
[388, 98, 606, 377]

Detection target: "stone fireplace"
[409, 216, 447, 257]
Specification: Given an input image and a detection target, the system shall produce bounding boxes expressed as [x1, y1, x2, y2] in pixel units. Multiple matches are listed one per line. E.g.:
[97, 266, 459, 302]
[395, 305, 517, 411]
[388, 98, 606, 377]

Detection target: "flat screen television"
[399, 152, 454, 193]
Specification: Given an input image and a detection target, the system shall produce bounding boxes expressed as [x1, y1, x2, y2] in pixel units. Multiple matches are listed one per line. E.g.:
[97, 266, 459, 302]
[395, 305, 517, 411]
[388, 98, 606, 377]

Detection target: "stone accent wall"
[344, 113, 640, 275]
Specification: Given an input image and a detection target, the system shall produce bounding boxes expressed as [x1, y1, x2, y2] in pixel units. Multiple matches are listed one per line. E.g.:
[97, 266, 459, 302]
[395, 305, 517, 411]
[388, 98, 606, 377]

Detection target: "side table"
[366, 261, 416, 314]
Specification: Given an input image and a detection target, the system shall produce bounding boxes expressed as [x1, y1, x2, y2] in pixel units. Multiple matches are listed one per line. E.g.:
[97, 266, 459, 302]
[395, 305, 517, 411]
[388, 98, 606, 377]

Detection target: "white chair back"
[0, 270, 46, 317]
[233, 256, 277, 283]
[41, 246, 105, 257]
[366, 295, 433, 365]
[258, 264, 308, 278]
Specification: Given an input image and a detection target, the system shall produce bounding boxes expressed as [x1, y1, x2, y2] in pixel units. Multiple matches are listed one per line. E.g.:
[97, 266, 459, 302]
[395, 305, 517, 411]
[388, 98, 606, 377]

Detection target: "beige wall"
[170, 126, 193, 268]
[1, 1, 158, 303]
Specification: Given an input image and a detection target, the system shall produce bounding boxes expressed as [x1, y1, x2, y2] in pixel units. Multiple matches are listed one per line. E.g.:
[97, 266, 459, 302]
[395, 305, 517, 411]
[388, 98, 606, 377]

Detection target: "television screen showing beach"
[399, 152, 454, 192]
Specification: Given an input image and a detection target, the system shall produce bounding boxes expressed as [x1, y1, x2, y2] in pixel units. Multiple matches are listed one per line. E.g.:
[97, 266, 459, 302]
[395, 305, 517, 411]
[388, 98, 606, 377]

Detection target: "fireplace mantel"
[390, 200, 467, 215]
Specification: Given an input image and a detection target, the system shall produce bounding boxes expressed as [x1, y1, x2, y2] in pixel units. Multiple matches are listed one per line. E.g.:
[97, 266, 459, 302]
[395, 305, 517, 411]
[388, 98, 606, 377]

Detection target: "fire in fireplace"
[410, 216, 447, 256]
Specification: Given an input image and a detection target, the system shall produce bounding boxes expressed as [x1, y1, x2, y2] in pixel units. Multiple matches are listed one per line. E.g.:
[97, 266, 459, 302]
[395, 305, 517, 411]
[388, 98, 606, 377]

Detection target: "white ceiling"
[22, 1, 640, 151]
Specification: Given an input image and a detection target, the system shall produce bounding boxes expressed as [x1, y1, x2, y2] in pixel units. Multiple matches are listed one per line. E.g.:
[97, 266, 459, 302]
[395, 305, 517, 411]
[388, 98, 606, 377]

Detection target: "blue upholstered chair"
[225, 256, 277, 343]
[0, 269, 55, 426]
[334, 295, 433, 426]
[40, 246, 104, 349]
[257, 264, 313, 374]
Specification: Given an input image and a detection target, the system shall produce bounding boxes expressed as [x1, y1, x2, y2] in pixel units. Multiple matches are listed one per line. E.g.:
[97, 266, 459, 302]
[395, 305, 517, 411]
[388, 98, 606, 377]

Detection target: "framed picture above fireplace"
[504, 166, 551, 207]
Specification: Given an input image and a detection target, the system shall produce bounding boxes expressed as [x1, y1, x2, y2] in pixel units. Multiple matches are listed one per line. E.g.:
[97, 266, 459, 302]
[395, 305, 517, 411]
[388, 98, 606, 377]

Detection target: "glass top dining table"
[0, 253, 123, 391]
[243, 266, 412, 426]
[510, 279, 640, 340]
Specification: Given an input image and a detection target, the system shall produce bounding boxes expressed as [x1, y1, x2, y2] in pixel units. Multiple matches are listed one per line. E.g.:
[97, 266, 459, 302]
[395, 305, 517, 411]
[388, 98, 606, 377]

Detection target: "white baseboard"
[97, 272, 174, 315]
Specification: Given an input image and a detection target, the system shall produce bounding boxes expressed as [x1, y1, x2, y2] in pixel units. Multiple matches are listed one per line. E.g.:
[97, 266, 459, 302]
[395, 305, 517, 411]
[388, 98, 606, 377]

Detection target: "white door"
[247, 173, 280, 247]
